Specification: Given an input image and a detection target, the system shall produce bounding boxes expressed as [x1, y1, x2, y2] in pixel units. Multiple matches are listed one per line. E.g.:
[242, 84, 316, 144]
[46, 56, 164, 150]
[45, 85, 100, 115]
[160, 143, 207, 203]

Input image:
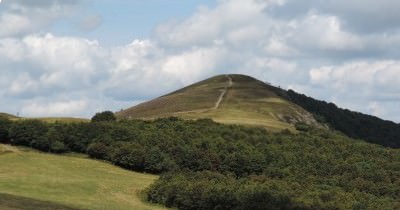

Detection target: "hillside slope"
[117, 74, 320, 131]
[0, 113, 18, 119]
[0, 144, 168, 210]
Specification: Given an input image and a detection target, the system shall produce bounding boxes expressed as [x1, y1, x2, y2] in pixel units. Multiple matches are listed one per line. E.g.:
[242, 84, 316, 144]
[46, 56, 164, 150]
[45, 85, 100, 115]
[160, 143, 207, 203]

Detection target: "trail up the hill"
[214, 75, 233, 109]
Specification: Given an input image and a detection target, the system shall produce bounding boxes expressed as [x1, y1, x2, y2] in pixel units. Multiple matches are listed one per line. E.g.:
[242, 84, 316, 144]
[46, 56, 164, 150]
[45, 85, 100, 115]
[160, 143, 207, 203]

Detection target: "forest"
[0, 114, 399, 210]
[286, 90, 400, 148]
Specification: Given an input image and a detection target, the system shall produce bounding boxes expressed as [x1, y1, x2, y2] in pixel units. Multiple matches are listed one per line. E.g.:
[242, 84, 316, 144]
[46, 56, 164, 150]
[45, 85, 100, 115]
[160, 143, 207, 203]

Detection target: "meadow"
[0, 144, 169, 210]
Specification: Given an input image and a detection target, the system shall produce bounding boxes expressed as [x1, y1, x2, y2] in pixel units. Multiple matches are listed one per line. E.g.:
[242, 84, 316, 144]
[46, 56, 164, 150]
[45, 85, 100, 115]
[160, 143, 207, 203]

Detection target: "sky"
[0, 0, 399, 122]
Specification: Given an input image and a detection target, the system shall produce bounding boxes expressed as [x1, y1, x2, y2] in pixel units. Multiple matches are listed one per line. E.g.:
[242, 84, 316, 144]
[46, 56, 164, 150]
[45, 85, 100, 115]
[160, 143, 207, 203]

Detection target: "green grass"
[0, 193, 82, 210]
[117, 74, 321, 131]
[11, 117, 90, 123]
[0, 144, 169, 210]
[0, 112, 89, 123]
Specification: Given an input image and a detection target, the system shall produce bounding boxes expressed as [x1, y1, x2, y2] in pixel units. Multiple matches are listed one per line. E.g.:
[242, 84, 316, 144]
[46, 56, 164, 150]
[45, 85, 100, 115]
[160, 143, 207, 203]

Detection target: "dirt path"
[213, 75, 232, 109]
[172, 75, 233, 115]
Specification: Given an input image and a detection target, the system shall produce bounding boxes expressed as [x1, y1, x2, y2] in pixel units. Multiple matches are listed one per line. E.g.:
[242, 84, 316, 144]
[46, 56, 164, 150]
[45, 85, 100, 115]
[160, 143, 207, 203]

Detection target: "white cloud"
[155, 0, 274, 47]
[0, 0, 79, 38]
[21, 100, 88, 117]
[162, 47, 225, 84]
[0, 13, 32, 37]
[309, 61, 400, 91]
[289, 12, 363, 51]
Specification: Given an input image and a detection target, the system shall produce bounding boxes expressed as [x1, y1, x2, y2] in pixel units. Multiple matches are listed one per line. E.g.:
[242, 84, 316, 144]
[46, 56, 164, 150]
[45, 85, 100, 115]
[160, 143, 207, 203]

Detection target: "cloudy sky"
[0, 0, 399, 122]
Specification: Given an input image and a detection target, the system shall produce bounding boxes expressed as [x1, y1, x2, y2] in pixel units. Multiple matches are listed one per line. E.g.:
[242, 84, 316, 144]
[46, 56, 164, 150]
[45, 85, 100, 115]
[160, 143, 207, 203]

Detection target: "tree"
[0, 116, 11, 143]
[87, 142, 110, 160]
[91, 111, 116, 122]
[111, 143, 145, 171]
[8, 120, 48, 147]
[39, 127, 67, 153]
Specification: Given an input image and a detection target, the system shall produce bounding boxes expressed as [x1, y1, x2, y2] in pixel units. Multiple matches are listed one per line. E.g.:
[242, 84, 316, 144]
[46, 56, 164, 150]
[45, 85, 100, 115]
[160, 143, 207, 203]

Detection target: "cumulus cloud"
[21, 100, 88, 117]
[308, 61, 400, 120]
[1, 0, 400, 122]
[0, 0, 79, 37]
[269, 0, 400, 33]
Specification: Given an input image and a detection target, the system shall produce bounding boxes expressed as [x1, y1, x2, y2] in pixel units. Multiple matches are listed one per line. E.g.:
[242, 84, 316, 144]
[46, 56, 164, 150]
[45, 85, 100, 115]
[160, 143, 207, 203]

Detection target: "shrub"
[91, 111, 116, 122]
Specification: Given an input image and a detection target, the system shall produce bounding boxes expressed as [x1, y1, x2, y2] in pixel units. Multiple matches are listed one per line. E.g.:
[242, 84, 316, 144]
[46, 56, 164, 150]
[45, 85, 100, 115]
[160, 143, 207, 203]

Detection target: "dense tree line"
[0, 114, 399, 209]
[286, 90, 400, 148]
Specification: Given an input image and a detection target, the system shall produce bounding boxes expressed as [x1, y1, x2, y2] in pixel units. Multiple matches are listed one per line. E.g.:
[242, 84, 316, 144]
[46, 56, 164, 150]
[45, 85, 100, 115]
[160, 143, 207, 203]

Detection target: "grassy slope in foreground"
[0, 144, 168, 210]
[0, 193, 81, 210]
[117, 74, 320, 131]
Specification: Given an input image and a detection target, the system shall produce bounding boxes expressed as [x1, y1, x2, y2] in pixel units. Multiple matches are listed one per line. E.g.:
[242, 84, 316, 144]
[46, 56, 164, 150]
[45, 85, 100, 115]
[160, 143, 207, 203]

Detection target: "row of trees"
[0, 114, 399, 209]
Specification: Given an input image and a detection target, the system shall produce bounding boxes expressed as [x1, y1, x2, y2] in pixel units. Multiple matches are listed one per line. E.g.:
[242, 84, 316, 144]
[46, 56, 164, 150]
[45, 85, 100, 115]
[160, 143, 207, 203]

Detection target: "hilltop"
[117, 74, 321, 131]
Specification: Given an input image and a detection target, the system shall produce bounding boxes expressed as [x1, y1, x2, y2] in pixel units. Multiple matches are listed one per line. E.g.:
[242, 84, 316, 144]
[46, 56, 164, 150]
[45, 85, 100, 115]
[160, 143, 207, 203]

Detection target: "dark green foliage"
[111, 142, 146, 171]
[0, 116, 11, 143]
[91, 111, 116, 122]
[147, 171, 312, 210]
[4, 117, 400, 210]
[8, 120, 48, 147]
[286, 89, 400, 148]
[87, 142, 110, 159]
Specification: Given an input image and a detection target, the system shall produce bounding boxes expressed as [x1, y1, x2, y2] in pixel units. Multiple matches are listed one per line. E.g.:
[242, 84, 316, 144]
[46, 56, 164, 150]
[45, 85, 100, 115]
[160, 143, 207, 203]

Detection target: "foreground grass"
[0, 193, 82, 210]
[0, 144, 168, 210]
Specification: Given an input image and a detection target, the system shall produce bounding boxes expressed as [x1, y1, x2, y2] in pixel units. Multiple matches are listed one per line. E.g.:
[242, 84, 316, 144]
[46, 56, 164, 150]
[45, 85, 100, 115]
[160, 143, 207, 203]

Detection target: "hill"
[116, 74, 321, 131]
[0, 112, 18, 119]
[117, 74, 400, 148]
[0, 144, 168, 210]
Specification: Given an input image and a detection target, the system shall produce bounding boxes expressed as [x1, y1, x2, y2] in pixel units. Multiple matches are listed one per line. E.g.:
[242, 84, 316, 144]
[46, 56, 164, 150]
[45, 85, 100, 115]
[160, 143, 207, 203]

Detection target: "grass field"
[117, 74, 321, 131]
[1, 113, 89, 123]
[20, 117, 90, 123]
[0, 144, 169, 210]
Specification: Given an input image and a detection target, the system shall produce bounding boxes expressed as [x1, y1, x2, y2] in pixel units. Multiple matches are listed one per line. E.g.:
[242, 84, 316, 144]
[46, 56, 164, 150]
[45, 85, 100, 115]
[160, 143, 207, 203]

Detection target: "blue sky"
[0, 0, 400, 122]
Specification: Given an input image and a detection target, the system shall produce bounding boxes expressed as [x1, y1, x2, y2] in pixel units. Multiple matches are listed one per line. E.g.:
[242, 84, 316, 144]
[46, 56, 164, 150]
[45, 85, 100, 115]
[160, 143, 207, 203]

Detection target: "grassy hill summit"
[116, 74, 321, 131]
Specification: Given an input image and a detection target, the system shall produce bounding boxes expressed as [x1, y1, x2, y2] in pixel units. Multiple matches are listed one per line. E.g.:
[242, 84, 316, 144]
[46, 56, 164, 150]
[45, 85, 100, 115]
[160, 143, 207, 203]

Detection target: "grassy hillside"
[21, 117, 90, 123]
[0, 112, 18, 119]
[117, 74, 320, 131]
[0, 144, 168, 210]
[0, 193, 82, 210]
[0, 113, 89, 123]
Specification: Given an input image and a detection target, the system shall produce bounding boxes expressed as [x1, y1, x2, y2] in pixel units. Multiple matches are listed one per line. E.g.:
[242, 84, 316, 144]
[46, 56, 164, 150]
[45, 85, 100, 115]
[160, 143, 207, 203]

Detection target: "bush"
[91, 111, 116, 122]
[111, 143, 145, 171]
[87, 142, 110, 160]
[295, 122, 311, 132]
